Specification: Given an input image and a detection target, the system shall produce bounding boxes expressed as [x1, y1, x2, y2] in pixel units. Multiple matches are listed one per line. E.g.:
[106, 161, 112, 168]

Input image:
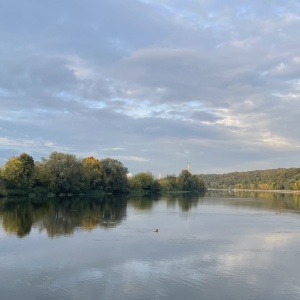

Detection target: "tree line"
[0, 152, 129, 196]
[198, 168, 300, 191]
[128, 170, 205, 194]
[0, 152, 205, 197]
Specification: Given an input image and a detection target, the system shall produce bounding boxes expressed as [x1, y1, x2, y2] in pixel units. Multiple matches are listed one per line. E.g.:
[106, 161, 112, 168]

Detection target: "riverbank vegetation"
[199, 168, 300, 191]
[0, 152, 129, 196]
[128, 170, 205, 194]
[0, 152, 205, 197]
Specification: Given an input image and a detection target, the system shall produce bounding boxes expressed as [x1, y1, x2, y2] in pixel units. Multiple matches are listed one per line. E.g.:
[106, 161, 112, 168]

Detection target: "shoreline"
[208, 188, 300, 195]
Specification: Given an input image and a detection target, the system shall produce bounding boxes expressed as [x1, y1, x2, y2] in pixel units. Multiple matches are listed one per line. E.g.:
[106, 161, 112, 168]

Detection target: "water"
[1, 191, 300, 299]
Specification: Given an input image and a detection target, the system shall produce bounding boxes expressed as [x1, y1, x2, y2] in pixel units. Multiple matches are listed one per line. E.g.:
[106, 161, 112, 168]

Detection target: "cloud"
[0, 0, 300, 174]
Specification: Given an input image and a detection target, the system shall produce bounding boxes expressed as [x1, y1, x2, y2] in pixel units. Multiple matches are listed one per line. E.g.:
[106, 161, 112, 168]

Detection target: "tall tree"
[101, 158, 128, 194]
[159, 174, 177, 191]
[19, 153, 35, 188]
[177, 170, 205, 191]
[1, 153, 34, 189]
[295, 180, 300, 191]
[40, 152, 83, 193]
[129, 172, 161, 193]
[82, 156, 103, 190]
[177, 170, 193, 191]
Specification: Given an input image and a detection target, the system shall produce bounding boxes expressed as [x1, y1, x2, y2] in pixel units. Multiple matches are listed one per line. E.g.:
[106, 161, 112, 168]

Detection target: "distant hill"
[198, 168, 300, 191]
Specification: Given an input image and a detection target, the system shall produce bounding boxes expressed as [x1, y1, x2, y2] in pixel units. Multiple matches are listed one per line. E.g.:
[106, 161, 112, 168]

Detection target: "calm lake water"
[1, 191, 300, 300]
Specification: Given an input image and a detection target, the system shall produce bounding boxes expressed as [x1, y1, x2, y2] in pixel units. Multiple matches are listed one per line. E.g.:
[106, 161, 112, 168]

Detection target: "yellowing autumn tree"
[1, 153, 34, 189]
[82, 156, 103, 190]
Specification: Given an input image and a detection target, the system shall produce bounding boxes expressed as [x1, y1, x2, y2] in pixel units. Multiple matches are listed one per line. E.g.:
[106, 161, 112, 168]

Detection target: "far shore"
[208, 188, 300, 195]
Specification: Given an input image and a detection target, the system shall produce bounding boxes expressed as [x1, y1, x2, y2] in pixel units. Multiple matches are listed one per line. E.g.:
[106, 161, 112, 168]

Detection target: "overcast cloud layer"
[1, 0, 300, 175]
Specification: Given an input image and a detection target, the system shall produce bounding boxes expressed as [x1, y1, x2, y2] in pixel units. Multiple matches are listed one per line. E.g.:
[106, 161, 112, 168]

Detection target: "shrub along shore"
[0, 152, 205, 198]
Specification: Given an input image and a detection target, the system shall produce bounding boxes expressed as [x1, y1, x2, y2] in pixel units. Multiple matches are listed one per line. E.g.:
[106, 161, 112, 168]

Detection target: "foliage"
[177, 170, 205, 191]
[33, 161, 52, 189]
[129, 172, 161, 193]
[101, 158, 129, 194]
[294, 180, 300, 191]
[199, 168, 300, 191]
[159, 170, 205, 192]
[1, 153, 34, 190]
[159, 175, 177, 191]
[82, 156, 103, 190]
[0, 177, 7, 197]
[39, 152, 84, 193]
[0, 152, 207, 196]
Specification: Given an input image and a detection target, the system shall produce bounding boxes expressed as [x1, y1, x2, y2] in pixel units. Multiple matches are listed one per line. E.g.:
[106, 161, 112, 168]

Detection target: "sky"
[0, 0, 300, 176]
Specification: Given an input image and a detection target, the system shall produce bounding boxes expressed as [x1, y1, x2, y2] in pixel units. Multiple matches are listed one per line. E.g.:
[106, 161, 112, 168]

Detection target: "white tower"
[187, 162, 190, 173]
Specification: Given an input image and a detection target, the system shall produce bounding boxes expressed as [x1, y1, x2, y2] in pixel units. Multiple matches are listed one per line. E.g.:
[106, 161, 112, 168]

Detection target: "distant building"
[187, 162, 190, 173]
[127, 173, 133, 179]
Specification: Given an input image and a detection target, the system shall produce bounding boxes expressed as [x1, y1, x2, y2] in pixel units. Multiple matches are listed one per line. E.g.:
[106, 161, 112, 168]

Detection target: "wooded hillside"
[198, 168, 300, 191]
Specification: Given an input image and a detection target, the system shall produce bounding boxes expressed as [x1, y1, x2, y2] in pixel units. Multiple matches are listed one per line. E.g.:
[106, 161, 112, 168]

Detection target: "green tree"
[40, 152, 83, 193]
[177, 170, 193, 191]
[101, 158, 128, 194]
[159, 174, 177, 191]
[0, 176, 7, 196]
[19, 153, 35, 188]
[1, 153, 34, 189]
[295, 180, 300, 191]
[191, 174, 205, 191]
[177, 170, 205, 191]
[129, 172, 161, 193]
[1, 156, 23, 188]
[33, 161, 52, 189]
[82, 156, 103, 190]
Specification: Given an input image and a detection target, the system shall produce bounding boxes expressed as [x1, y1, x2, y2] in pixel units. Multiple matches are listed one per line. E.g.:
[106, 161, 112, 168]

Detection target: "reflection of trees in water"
[2, 191, 300, 238]
[206, 190, 300, 211]
[128, 193, 205, 212]
[2, 202, 33, 237]
[129, 191, 300, 213]
[163, 192, 204, 212]
[0, 195, 127, 238]
[128, 194, 160, 210]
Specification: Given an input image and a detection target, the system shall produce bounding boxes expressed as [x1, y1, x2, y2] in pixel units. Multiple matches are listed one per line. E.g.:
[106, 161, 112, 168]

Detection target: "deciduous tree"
[40, 152, 83, 193]
[1, 153, 34, 189]
[101, 158, 128, 194]
[82, 156, 103, 190]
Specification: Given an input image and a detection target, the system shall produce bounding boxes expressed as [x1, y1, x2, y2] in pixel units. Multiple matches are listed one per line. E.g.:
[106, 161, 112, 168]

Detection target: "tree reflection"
[163, 192, 204, 212]
[205, 190, 300, 211]
[0, 195, 127, 238]
[1, 201, 33, 237]
[2, 191, 300, 238]
[128, 194, 159, 210]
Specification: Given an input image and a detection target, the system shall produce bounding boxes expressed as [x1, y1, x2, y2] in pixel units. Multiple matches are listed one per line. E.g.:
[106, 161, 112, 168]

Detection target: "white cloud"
[0, 0, 300, 174]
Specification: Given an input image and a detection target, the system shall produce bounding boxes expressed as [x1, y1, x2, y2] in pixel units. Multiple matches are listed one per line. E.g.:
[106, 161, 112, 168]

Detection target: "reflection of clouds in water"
[264, 232, 294, 246]
[219, 253, 249, 271]
[77, 268, 103, 282]
[112, 255, 211, 294]
[111, 230, 300, 294]
[216, 231, 300, 286]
